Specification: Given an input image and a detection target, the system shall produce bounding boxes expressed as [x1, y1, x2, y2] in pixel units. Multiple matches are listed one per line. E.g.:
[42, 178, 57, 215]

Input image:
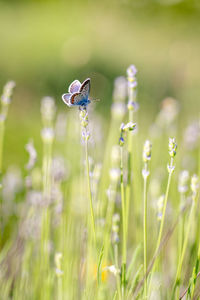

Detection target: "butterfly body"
[62, 78, 91, 107]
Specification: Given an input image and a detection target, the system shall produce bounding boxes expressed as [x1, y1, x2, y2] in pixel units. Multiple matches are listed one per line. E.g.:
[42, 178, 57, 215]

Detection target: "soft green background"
[0, 0, 200, 166]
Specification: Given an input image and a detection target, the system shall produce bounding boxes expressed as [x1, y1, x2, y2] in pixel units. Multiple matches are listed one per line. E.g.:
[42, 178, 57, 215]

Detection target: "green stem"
[42, 140, 52, 199]
[85, 137, 96, 245]
[190, 257, 200, 299]
[126, 109, 133, 234]
[114, 244, 122, 300]
[0, 121, 5, 238]
[0, 121, 5, 174]
[103, 183, 117, 266]
[120, 146, 126, 298]
[57, 277, 62, 300]
[155, 171, 172, 255]
[41, 138, 53, 300]
[173, 199, 196, 298]
[148, 160, 173, 295]
[178, 194, 185, 258]
[182, 193, 200, 299]
[143, 166, 148, 299]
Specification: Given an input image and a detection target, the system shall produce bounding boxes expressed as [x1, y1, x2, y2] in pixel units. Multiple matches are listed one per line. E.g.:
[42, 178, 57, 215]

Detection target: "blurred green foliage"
[0, 0, 200, 166]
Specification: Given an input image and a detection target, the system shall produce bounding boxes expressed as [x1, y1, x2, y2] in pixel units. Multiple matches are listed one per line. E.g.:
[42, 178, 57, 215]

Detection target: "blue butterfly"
[62, 78, 91, 107]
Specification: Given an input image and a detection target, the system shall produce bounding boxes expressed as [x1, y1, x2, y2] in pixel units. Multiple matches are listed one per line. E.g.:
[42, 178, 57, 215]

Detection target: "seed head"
[113, 76, 127, 102]
[119, 136, 125, 147]
[106, 187, 116, 202]
[142, 168, 150, 179]
[168, 137, 177, 157]
[143, 140, 152, 163]
[127, 65, 137, 82]
[183, 121, 200, 151]
[178, 170, 189, 194]
[25, 140, 37, 171]
[93, 163, 102, 181]
[167, 164, 175, 174]
[55, 252, 63, 277]
[41, 97, 56, 124]
[111, 102, 127, 119]
[82, 129, 90, 141]
[122, 122, 137, 132]
[112, 213, 120, 224]
[111, 145, 121, 167]
[112, 213, 120, 243]
[51, 156, 67, 182]
[1, 81, 16, 106]
[191, 174, 199, 197]
[157, 195, 164, 221]
[79, 108, 89, 128]
[41, 127, 55, 143]
[55, 113, 67, 141]
[109, 168, 120, 184]
[127, 100, 139, 112]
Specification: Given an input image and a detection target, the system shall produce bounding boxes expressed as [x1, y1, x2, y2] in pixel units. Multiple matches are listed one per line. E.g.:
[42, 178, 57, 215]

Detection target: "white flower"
[104, 265, 120, 276]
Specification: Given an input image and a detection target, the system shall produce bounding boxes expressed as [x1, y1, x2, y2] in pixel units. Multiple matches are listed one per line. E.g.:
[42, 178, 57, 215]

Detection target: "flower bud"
[41, 97, 56, 124]
[178, 170, 189, 194]
[1, 81, 16, 106]
[55, 252, 63, 277]
[127, 65, 137, 81]
[119, 137, 125, 147]
[111, 145, 121, 167]
[109, 168, 120, 184]
[123, 122, 137, 132]
[111, 102, 127, 120]
[191, 174, 199, 197]
[127, 100, 139, 112]
[41, 127, 55, 143]
[157, 195, 164, 221]
[113, 76, 127, 102]
[25, 140, 37, 170]
[168, 137, 177, 157]
[143, 140, 152, 163]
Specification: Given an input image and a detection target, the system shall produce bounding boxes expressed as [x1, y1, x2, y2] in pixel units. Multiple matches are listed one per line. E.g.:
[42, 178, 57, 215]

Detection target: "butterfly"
[62, 78, 91, 107]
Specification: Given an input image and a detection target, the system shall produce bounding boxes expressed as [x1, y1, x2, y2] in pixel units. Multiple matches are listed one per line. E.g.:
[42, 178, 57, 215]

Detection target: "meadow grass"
[0, 66, 199, 300]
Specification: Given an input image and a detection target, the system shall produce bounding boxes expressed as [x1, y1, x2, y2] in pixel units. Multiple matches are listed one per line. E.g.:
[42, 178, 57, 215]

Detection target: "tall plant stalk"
[114, 243, 122, 300]
[143, 172, 148, 298]
[80, 106, 96, 245]
[0, 81, 15, 239]
[126, 109, 133, 234]
[119, 121, 136, 298]
[142, 140, 152, 299]
[0, 121, 5, 175]
[120, 145, 127, 298]
[148, 138, 177, 296]
[173, 199, 196, 298]
[184, 175, 199, 298]
[148, 165, 173, 293]
[85, 135, 96, 244]
[126, 65, 138, 234]
[40, 128, 54, 299]
[40, 96, 56, 299]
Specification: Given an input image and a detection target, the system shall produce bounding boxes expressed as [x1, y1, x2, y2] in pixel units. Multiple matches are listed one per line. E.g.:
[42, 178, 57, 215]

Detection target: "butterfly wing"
[68, 80, 81, 93]
[62, 93, 72, 107]
[79, 78, 90, 99]
[70, 92, 84, 105]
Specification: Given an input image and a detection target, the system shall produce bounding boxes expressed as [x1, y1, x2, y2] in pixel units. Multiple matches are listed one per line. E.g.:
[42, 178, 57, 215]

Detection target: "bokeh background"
[0, 0, 200, 167]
